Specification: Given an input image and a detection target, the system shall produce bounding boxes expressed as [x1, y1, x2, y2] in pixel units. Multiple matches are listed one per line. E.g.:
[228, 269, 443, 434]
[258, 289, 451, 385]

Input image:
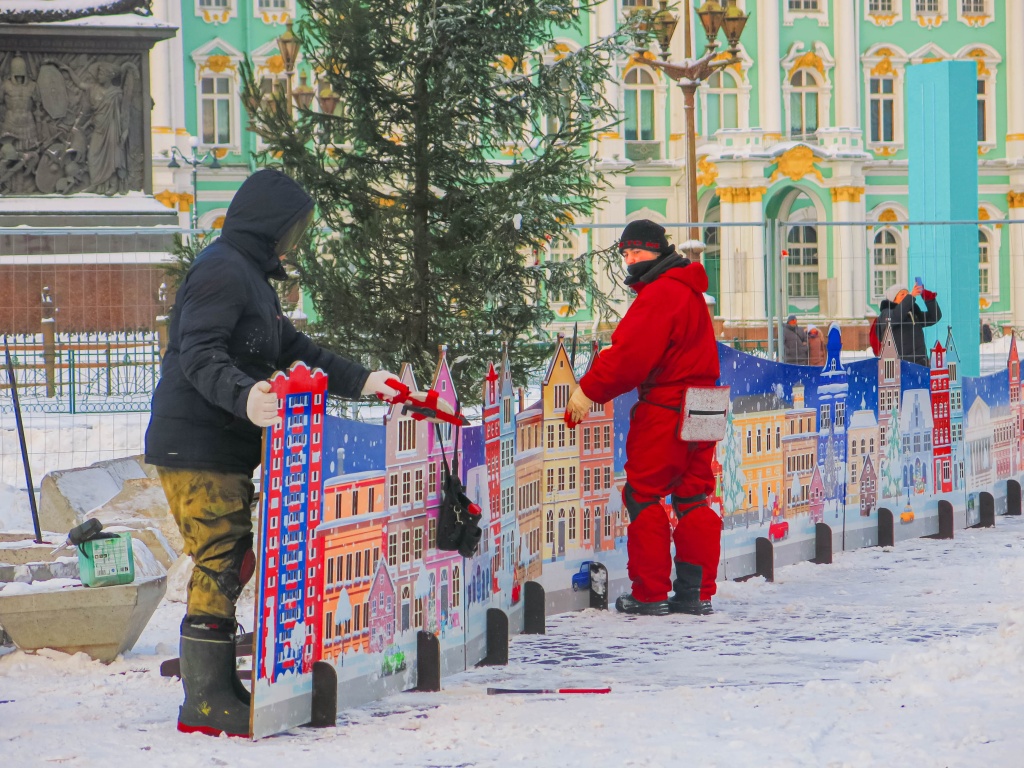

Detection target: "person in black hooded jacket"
[145, 169, 398, 737]
[876, 280, 942, 367]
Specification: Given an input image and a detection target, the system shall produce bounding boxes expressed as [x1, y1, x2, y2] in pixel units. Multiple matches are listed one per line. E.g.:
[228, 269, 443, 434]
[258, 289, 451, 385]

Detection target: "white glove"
[565, 384, 594, 425]
[361, 369, 402, 400]
[246, 380, 281, 428]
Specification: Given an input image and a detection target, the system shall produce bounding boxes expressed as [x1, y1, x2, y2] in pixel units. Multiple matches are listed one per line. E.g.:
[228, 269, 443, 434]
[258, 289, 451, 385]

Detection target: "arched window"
[624, 68, 656, 142]
[868, 75, 895, 144]
[583, 508, 591, 541]
[704, 69, 739, 136]
[979, 228, 991, 296]
[787, 225, 819, 299]
[788, 70, 820, 139]
[624, 68, 659, 161]
[872, 228, 900, 300]
[545, 510, 554, 543]
[452, 566, 461, 607]
[703, 203, 721, 309]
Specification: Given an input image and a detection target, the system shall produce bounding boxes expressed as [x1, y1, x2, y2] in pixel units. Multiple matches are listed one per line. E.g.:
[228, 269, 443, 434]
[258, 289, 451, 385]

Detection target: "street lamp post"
[635, 0, 749, 250]
[277, 21, 301, 110]
[167, 135, 222, 231]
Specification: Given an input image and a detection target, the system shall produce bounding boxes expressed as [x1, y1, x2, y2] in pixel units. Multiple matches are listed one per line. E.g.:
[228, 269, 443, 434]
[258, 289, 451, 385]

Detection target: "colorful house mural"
[254, 322, 1024, 738]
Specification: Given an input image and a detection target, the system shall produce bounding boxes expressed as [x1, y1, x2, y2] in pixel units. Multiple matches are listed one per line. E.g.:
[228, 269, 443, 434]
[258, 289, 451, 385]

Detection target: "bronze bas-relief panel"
[0, 51, 147, 196]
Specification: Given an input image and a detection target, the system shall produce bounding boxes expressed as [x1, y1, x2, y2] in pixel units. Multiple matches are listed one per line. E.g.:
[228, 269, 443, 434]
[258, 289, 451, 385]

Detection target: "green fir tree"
[242, 0, 643, 397]
[881, 408, 902, 499]
[720, 410, 747, 524]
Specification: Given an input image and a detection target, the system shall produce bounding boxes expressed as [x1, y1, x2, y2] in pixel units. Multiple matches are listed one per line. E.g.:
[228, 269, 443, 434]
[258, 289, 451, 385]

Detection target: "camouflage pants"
[158, 468, 254, 620]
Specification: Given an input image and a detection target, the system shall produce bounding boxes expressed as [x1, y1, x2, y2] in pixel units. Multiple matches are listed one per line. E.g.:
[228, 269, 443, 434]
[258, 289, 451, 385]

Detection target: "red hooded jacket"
[579, 262, 719, 408]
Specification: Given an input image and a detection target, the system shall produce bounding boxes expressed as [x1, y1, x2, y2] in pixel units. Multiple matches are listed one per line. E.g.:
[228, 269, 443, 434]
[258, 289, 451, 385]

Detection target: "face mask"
[275, 209, 314, 258]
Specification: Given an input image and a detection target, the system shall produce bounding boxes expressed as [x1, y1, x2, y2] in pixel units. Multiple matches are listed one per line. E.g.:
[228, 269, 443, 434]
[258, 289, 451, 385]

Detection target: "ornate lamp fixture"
[696, 1, 726, 49]
[277, 22, 300, 75]
[651, 1, 679, 57]
[292, 71, 316, 111]
[722, 0, 749, 54]
[318, 86, 340, 116]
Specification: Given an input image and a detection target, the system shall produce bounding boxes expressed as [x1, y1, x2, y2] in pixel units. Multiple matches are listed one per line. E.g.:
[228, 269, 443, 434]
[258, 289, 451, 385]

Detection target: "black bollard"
[813, 522, 833, 565]
[755, 537, 774, 583]
[877, 507, 895, 548]
[523, 581, 545, 635]
[477, 608, 509, 667]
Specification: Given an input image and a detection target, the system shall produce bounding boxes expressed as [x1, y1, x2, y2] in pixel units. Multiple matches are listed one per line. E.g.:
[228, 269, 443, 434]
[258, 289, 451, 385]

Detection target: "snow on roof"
[848, 409, 878, 430]
[0, 194, 176, 215]
[0, 1, 168, 27]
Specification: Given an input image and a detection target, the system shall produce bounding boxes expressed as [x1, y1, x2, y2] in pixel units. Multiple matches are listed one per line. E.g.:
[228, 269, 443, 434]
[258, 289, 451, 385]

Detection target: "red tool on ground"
[486, 687, 611, 695]
[379, 377, 470, 426]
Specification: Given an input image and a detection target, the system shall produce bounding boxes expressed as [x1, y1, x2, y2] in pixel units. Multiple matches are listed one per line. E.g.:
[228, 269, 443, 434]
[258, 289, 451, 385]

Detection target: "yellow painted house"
[730, 392, 787, 526]
[540, 335, 581, 562]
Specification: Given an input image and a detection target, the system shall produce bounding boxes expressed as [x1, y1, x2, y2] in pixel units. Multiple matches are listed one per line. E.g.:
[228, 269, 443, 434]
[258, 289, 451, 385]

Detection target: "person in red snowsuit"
[567, 220, 722, 616]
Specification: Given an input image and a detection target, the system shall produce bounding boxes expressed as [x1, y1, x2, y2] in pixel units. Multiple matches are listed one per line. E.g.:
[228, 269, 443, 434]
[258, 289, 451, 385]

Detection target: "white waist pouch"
[676, 385, 731, 443]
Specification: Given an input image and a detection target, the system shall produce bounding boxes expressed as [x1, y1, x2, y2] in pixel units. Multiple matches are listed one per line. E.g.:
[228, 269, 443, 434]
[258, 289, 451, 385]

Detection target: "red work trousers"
[623, 401, 722, 602]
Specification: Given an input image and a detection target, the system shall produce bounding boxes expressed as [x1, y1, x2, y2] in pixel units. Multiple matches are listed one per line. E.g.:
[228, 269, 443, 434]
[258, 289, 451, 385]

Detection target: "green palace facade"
[150, 0, 1024, 337]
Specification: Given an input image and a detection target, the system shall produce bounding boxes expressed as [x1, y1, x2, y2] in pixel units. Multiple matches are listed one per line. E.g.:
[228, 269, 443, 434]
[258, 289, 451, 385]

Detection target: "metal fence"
[1, 331, 161, 415]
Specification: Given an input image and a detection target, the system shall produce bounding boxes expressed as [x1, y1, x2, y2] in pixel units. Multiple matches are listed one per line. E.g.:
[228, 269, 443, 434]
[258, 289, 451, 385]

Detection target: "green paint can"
[76, 531, 135, 588]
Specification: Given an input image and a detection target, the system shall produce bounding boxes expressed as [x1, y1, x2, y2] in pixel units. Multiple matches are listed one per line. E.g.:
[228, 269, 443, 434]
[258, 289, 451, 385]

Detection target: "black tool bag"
[434, 422, 482, 559]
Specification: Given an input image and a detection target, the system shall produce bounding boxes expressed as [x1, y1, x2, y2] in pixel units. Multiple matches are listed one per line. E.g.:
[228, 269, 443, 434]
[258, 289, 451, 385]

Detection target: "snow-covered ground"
[2, 516, 1023, 766]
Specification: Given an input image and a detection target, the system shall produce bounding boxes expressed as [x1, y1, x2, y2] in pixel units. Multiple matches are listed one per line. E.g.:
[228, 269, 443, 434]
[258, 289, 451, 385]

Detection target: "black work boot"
[669, 562, 714, 616]
[177, 615, 251, 738]
[615, 593, 669, 616]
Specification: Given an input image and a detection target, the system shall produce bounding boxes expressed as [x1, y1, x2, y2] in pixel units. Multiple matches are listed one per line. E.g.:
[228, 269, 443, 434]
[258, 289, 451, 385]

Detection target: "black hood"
[219, 169, 314, 280]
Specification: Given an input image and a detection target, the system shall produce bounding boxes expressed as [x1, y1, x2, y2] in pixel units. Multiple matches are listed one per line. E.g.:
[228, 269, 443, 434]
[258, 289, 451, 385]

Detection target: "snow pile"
[1, 517, 1022, 765]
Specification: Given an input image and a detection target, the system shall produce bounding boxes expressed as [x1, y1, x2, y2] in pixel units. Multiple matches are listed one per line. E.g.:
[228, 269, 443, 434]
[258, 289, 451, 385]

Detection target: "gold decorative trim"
[867, 13, 898, 26]
[260, 11, 292, 24]
[922, 56, 943, 63]
[1006, 134, 1024, 141]
[872, 145, 898, 157]
[769, 145, 824, 183]
[152, 126, 174, 135]
[978, 207, 990, 220]
[916, 15, 943, 28]
[978, 146, 992, 156]
[717, 186, 766, 204]
[1008, 191, 1024, 209]
[201, 9, 231, 24]
[265, 54, 285, 75]
[669, 133, 684, 141]
[712, 50, 744, 76]
[176, 128, 191, 136]
[965, 48, 991, 76]
[212, 215, 226, 229]
[962, 14, 991, 27]
[598, 131, 621, 140]
[696, 156, 718, 188]
[878, 208, 899, 223]
[154, 190, 194, 213]
[787, 50, 825, 79]
[203, 55, 236, 74]
[831, 186, 864, 203]
[870, 54, 896, 77]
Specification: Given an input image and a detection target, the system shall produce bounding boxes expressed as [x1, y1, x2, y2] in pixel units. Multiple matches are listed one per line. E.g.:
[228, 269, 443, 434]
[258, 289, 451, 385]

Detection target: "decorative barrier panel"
[250, 326, 1024, 738]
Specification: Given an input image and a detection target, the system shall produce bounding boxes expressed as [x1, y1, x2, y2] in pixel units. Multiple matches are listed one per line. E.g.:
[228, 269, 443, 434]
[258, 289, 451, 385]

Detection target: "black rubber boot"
[177, 615, 251, 738]
[669, 562, 714, 616]
[615, 593, 669, 616]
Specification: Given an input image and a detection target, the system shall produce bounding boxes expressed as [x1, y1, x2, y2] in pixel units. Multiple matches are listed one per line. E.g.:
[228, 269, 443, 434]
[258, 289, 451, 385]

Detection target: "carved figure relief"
[0, 52, 144, 196]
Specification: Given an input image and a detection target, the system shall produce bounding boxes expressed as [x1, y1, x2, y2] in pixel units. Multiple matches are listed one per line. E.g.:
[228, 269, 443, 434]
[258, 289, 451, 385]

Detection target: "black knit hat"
[618, 219, 672, 256]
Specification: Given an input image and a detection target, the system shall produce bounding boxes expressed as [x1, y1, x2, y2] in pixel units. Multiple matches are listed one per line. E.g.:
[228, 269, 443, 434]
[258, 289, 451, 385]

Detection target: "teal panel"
[626, 199, 667, 217]
[907, 61, 979, 376]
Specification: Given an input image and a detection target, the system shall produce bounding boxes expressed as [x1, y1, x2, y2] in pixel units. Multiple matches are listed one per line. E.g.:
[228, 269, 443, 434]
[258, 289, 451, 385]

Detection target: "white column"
[1006, 0, 1024, 159]
[718, 187, 766, 323]
[1009, 198, 1024, 329]
[832, 0, 859, 129]
[829, 191, 867, 321]
[756, 0, 782, 137]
